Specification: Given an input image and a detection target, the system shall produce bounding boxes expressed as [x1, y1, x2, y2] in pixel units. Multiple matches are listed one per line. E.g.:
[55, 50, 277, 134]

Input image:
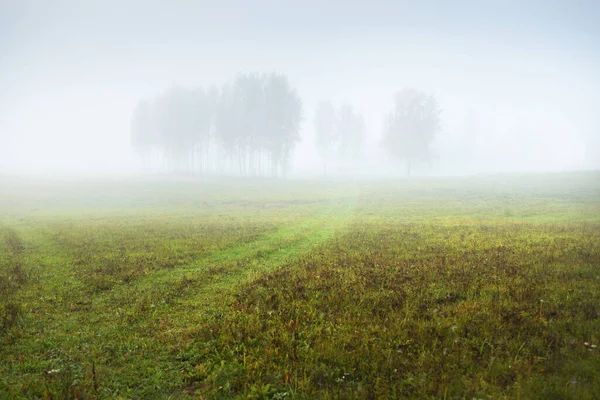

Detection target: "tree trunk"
[156, 150, 160, 173]
[204, 139, 211, 174]
[258, 150, 262, 176]
[190, 148, 195, 176]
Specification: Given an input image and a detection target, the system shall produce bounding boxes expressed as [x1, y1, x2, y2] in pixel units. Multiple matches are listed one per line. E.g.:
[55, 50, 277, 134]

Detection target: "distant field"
[1, 172, 599, 399]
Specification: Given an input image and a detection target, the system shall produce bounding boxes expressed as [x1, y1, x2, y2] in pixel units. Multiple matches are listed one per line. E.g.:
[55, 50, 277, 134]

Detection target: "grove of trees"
[131, 72, 303, 177]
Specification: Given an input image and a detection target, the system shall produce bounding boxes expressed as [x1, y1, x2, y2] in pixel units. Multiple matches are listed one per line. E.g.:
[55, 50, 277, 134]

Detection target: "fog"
[1, 0, 599, 178]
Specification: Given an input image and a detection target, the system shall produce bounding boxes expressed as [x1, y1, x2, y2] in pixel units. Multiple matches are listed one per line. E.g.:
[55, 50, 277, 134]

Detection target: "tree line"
[131, 73, 441, 177]
[131, 72, 302, 177]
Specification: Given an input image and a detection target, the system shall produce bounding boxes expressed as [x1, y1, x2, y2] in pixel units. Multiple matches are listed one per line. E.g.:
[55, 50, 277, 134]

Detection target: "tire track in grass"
[85, 196, 358, 395]
[101, 194, 358, 309]
[100, 195, 358, 383]
[181, 196, 356, 301]
[87, 197, 357, 393]
[1, 191, 359, 396]
[9, 195, 355, 338]
[3, 192, 354, 323]
[77, 193, 357, 354]
[4, 201, 332, 301]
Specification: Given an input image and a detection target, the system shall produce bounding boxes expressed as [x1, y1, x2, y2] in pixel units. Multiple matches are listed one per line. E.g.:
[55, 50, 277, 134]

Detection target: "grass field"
[1, 172, 599, 399]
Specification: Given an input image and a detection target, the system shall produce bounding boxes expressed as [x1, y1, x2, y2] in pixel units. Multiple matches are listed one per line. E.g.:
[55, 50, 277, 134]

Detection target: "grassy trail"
[2, 191, 359, 397]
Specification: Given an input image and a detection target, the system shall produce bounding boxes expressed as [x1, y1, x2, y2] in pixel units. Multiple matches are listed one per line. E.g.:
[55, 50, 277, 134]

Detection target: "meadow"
[1, 172, 599, 399]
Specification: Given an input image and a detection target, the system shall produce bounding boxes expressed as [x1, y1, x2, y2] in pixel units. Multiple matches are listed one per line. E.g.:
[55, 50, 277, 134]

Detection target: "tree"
[382, 88, 441, 177]
[314, 101, 338, 175]
[263, 72, 303, 177]
[154, 85, 199, 173]
[314, 102, 366, 176]
[130, 99, 154, 170]
[188, 86, 215, 174]
[337, 104, 366, 162]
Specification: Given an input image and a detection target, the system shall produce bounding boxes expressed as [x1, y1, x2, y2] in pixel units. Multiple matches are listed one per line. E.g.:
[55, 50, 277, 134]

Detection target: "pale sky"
[1, 0, 599, 175]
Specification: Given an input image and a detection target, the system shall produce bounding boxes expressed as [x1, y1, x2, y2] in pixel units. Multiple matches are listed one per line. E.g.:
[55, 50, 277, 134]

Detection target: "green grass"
[0, 172, 599, 398]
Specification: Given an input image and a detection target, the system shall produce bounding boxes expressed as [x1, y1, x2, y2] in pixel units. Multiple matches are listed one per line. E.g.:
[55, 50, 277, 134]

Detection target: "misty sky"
[1, 0, 599, 175]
